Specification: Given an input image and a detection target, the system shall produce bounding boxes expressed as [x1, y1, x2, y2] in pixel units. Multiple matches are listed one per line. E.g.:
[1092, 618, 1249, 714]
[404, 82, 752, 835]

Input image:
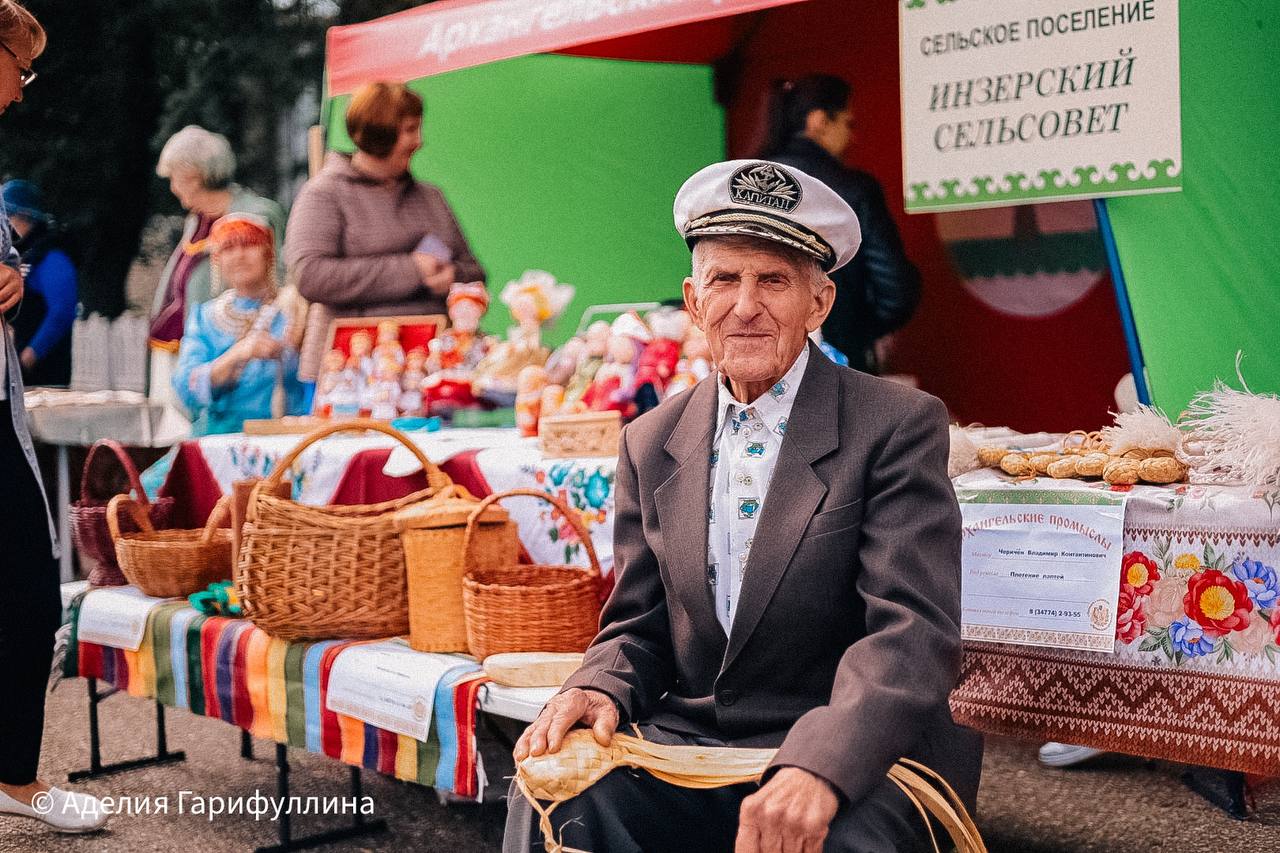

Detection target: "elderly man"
[504, 161, 982, 853]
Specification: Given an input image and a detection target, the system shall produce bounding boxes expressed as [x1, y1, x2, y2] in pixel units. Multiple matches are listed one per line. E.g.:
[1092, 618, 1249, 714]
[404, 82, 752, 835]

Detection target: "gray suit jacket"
[561, 342, 982, 808]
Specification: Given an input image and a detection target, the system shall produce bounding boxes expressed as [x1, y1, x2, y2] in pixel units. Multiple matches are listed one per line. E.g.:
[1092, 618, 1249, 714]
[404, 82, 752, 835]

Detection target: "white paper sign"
[958, 490, 1126, 651]
[325, 640, 470, 741]
[899, 0, 1181, 212]
[77, 586, 172, 651]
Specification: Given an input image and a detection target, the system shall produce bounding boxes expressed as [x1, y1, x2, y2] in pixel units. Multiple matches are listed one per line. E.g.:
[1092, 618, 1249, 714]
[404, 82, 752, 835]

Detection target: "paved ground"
[2, 680, 1278, 851]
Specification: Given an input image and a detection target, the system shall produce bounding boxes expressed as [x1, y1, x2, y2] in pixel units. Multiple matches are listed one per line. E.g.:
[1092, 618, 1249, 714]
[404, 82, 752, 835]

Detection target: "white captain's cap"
[673, 160, 862, 273]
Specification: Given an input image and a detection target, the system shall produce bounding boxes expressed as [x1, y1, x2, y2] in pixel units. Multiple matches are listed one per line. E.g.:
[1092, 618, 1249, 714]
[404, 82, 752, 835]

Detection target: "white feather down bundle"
[1101, 405, 1180, 454]
[1177, 357, 1280, 486]
[948, 425, 980, 479]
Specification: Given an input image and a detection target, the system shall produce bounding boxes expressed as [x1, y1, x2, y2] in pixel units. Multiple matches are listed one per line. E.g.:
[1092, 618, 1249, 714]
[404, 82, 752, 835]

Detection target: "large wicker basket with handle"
[71, 440, 175, 586]
[237, 419, 453, 641]
[108, 494, 232, 598]
[461, 489, 602, 659]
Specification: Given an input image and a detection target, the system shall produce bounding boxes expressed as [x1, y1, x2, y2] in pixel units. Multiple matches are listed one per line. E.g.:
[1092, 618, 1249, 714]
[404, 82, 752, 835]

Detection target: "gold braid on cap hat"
[685, 209, 836, 269]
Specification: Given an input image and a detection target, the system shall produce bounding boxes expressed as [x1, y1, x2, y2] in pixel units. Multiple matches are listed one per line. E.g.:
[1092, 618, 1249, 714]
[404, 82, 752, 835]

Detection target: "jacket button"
[717, 688, 738, 706]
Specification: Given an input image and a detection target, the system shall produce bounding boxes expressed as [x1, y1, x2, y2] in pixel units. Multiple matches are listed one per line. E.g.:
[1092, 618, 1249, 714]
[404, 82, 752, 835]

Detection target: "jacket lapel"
[654, 377, 724, 645]
[723, 343, 841, 671]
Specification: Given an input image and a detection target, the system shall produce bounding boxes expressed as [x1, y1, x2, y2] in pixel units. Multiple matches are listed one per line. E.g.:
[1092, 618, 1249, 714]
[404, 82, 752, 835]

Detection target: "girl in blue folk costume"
[172, 213, 307, 435]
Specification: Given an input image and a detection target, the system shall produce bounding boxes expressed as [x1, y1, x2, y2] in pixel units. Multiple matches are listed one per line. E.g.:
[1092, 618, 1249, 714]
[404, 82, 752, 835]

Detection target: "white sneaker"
[0, 786, 109, 833]
[1037, 741, 1106, 768]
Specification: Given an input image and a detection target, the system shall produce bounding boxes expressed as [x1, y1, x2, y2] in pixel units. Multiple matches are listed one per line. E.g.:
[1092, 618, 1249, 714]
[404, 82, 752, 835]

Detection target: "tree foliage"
[0, 0, 340, 315]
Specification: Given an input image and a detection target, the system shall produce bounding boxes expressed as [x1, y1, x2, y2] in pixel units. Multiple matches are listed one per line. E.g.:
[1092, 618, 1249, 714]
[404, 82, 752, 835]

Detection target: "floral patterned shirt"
[707, 346, 809, 635]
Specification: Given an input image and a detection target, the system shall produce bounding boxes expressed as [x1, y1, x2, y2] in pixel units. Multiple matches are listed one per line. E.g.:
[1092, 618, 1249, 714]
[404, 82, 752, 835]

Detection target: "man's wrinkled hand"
[736, 767, 840, 853]
[513, 688, 619, 762]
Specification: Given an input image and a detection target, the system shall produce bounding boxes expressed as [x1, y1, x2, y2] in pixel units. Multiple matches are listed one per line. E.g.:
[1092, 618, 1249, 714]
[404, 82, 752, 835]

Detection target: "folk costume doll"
[315, 349, 361, 417]
[562, 320, 611, 411]
[633, 309, 690, 414]
[514, 364, 549, 437]
[472, 270, 573, 407]
[399, 347, 428, 415]
[664, 325, 713, 400]
[365, 354, 403, 420]
[371, 319, 405, 368]
[347, 329, 374, 378]
[580, 311, 650, 419]
[423, 282, 492, 417]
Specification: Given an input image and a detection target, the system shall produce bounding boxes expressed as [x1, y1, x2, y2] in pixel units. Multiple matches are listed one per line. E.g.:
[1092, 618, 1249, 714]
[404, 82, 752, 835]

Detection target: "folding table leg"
[68, 680, 187, 782]
[254, 744, 388, 853]
[1182, 767, 1252, 820]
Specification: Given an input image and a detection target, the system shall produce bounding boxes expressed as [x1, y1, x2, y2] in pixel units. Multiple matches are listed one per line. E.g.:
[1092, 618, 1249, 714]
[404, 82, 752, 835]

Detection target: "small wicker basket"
[539, 411, 620, 458]
[461, 489, 602, 659]
[395, 485, 520, 653]
[71, 440, 176, 586]
[237, 419, 452, 641]
[108, 494, 233, 598]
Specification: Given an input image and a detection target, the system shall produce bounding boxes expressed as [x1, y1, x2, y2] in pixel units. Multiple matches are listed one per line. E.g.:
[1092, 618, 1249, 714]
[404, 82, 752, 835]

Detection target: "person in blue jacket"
[2, 179, 76, 386]
[171, 212, 307, 435]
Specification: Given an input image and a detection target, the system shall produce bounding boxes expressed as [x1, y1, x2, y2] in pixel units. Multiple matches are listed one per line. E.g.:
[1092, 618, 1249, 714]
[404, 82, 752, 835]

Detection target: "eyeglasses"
[0, 41, 36, 88]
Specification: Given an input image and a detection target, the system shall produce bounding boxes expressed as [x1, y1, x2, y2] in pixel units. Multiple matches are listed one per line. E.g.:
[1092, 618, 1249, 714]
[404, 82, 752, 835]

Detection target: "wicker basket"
[395, 485, 520, 653]
[108, 494, 233, 598]
[237, 419, 453, 641]
[539, 411, 621, 458]
[70, 440, 176, 586]
[461, 489, 602, 659]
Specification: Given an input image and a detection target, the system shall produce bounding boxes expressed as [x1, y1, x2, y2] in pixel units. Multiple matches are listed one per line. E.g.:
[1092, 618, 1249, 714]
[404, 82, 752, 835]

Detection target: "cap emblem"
[729, 163, 802, 213]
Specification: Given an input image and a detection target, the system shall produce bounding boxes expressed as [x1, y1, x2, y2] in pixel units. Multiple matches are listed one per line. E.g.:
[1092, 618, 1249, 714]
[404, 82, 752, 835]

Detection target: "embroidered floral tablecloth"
[950, 470, 1280, 774]
[474, 446, 617, 582]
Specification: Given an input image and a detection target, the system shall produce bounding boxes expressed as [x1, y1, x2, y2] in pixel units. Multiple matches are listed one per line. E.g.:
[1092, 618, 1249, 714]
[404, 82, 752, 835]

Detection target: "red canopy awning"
[326, 0, 807, 96]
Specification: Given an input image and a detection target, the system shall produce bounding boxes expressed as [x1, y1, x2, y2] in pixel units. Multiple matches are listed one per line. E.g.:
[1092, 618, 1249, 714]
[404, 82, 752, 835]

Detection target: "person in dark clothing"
[0, 1, 107, 833]
[762, 75, 921, 374]
[3, 179, 76, 386]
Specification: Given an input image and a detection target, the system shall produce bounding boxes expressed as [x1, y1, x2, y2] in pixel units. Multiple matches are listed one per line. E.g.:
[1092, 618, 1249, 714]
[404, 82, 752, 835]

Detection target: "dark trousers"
[0, 400, 61, 785]
[502, 726, 934, 853]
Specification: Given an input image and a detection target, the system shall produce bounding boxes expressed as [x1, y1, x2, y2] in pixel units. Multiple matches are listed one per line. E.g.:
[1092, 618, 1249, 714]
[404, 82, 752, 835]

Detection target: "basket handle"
[255, 418, 452, 496]
[107, 493, 155, 540]
[199, 496, 232, 544]
[429, 483, 479, 503]
[82, 439, 148, 504]
[461, 488, 602, 579]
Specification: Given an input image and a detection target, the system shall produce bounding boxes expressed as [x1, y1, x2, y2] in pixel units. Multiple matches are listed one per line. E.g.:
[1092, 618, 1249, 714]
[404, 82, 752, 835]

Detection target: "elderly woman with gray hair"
[148, 125, 285, 407]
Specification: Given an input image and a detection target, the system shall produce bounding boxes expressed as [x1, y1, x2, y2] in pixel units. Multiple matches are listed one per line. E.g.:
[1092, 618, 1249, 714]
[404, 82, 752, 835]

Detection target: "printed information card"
[326, 640, 469, 740]
[957, 489, 1127, 652]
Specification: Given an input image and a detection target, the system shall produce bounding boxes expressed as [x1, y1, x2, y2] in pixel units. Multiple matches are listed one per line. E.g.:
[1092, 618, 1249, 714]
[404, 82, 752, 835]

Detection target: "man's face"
[682, 240, 834, 395]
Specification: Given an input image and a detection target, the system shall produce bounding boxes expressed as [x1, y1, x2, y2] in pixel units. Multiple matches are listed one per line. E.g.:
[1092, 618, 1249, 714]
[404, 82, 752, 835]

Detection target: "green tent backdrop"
[1104, 0, 1279, 417]
[321, 0, 1278, 422]
[324, 53, 725, 344]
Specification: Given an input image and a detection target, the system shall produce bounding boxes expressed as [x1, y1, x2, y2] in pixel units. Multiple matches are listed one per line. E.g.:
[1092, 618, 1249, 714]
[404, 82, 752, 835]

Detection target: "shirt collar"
[714, 344, 809, 436]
